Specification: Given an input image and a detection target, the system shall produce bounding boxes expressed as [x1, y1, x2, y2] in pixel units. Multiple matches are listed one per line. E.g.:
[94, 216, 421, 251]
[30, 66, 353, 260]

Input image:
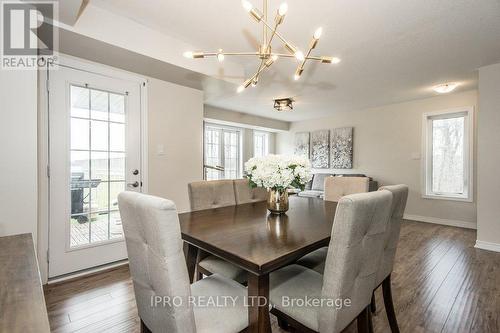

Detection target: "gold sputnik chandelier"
[183, 0, 340, 93]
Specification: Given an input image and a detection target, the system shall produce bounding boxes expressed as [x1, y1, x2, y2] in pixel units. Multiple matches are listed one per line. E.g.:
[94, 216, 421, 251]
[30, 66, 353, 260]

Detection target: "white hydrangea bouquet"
[244, 155, 312, 214]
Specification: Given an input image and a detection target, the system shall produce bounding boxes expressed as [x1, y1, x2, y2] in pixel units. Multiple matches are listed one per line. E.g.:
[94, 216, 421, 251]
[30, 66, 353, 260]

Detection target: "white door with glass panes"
[204, 124, 241, 180]
[48, 64, 143, 277]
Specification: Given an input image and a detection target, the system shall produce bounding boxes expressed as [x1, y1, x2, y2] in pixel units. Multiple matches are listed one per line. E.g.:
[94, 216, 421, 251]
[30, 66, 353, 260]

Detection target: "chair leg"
[371, 291, 377, 314]
[368, 305, 374, 333]
[140, 319, 152, 333]
[357, 306, 370, 333]
[277, 317, 290, 330]
[382, 274, 400, 333]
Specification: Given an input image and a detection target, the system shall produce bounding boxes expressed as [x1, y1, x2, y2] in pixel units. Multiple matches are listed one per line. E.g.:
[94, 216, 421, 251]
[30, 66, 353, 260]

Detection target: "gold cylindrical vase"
[267, 189, 289, 214]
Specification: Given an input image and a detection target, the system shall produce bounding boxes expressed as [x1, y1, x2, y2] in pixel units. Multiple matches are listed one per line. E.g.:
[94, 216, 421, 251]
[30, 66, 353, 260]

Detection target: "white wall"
[277, 90, 478, 227]
[148, 78, 204, 212]
[476, 63, 500, 250]
[0, 70, 38, 239]
[204, 105, 290, 132]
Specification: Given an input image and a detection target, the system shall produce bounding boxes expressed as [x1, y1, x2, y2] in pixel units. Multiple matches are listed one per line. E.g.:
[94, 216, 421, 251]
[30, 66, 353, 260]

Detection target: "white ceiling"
[91, 0, 500, 121]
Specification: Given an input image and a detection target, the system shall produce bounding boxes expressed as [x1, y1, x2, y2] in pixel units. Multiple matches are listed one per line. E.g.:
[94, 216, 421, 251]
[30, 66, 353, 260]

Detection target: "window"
[423, 107, 473, 201]
[254, 131, 270, 157]
[204, 123, 242, 180]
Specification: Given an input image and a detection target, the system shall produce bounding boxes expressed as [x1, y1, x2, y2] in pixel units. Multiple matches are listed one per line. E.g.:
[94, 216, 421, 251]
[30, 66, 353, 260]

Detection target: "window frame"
[422, 106, 474, 202]
[203, 122, 243, 180]
[253, 130, 270, 158]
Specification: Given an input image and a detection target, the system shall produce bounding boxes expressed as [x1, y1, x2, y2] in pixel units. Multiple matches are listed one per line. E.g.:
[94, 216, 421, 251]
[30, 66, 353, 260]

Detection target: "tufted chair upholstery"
[323, 176, 369, 202]
[187, 180, 246, 283]
[118, 192, 248, 333]
[233, 179, 268, 204]
[118, 191, 196, 333]
[376, 185, 408, 285]
[188, 180, 236, 211]
[270, 190, 392, 332]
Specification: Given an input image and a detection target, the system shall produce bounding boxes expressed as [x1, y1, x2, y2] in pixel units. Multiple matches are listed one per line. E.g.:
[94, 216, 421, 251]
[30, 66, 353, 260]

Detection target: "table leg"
[184, 242, 197, 283]
[248, 273, 271, 333]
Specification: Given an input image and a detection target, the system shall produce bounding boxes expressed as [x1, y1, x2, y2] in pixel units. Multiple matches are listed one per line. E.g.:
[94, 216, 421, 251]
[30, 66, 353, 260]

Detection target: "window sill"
[422, 194, 473, 203]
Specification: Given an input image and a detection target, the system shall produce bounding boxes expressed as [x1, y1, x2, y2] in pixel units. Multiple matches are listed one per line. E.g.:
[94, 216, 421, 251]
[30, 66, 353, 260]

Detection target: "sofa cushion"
[298, 190, 324, 198]
[311, 173, 333, 191]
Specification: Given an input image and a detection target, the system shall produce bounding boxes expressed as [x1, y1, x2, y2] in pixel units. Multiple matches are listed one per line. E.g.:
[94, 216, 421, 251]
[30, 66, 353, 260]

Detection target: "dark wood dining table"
[179, 196, 337, 333]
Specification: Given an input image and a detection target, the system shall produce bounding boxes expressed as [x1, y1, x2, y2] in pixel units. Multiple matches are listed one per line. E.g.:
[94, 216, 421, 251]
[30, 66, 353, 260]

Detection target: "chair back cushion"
[118, 192, 196, 333]
[376, 185, 409, 284]
[319, 190, 392, 332]
[188, 180, 236, 211]
[233, 179, 268, 204]
[323, 176, 369, 202]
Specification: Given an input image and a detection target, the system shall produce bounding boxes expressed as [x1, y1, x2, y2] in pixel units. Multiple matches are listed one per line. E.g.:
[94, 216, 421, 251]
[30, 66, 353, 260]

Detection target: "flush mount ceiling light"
[273, 97, 294, 112]
[433, 82, 459, 94]
[184, 0, 340, 93]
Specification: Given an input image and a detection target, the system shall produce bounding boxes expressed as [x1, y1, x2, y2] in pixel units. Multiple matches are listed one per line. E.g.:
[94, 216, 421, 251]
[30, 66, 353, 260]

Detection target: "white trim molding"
[474, 240, 500, 253]
[404, 214, 477, 230]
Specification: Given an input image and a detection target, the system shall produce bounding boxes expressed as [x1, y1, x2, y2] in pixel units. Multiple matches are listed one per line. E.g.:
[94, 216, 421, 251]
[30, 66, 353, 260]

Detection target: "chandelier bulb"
[278, 3, 288, 16]
[295, 50, 305, 61]
[242, 0, 253, 12]
[237, 85, 245, 93]
[217, 49, 224, 62]
[314, 27, 323, 40]
[183, 51, 194, 59]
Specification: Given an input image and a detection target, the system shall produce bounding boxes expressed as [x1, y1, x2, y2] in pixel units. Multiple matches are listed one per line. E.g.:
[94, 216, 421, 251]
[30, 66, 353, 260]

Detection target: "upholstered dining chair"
[269, 190, 393, 333]
[233, 179, 268, 204]
[188, 180, 247, 283]
[118, 192, 248, 333]
[295, 185, 408, 333]
[370, 184, 408, 333]
[323, 176, 370, 202]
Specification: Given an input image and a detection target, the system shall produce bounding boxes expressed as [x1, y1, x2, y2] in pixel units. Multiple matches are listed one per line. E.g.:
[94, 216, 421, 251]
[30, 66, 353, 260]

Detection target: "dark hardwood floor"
[44, 221, 500, 333]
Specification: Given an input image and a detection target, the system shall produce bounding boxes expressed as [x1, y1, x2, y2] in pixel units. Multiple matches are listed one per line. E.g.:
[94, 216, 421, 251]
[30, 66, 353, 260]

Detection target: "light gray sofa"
[298, 173, 378, 198]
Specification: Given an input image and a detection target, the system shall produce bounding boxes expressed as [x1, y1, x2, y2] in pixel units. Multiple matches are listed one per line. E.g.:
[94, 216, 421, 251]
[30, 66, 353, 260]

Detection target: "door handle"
[127, 181, 140, 188]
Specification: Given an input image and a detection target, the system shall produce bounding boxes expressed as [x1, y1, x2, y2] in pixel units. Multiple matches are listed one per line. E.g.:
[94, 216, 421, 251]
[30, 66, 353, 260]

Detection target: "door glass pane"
[91, 90, 108, 121]
[110, 210, 123, 239]
[110, 123, 125, 151]
[110, 182, 125, 211]
[71, 86, 89, 118]
[71, 118, 89, 150]
[90, 212, 109, 243]
[69, 85, 128, 248]
[110, 152, 125, 180]
[432, 116, 465, 194]
[70, 215, 89, 247]
[94, 182, 109, 213]
[91, 151, 108, 181]
[91, 120, 108, 151]
[71, 151, 89, 181]
[110, 93, 125, 123]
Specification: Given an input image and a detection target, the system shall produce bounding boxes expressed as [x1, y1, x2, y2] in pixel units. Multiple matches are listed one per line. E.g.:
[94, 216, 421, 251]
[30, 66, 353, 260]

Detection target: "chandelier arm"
[203, 52, 261, 57]
[264, 22, 279, 51]
[260, 19, 296, 55]
[253, 58, 266, 83]
[271, 53, 320, 60]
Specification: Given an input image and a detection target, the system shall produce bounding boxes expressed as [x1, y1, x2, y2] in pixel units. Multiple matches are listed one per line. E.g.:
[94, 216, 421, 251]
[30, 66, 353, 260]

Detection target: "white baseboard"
[47, 260, 128, 285]
[404, 214, 477, 230]
[474, 240, 500, 253]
